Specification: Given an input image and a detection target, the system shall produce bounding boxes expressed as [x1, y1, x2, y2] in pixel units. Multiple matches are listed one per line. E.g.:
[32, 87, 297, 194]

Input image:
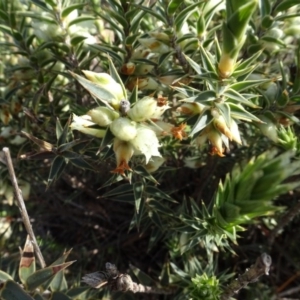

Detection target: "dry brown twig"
[82, 262, 174, 295]
[221, 253, 272, 300]
[2, 147, 46, 268]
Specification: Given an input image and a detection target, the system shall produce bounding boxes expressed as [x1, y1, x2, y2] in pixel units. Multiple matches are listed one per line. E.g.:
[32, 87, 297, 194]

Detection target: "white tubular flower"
[87, 107, 119, 127]
[127, 97, 157, 122]
[213, 113, 232, 141]
[178, 102, 206, 115]
[230, 119, 242, 144]
[144, 156, 165, 173]
[82, 71, 125, 108]
[70, 114, 105, 138]
[112, 138, 134, 175]
[207, 125, 225, 157]
[110, 117, 137, 141]
[138, 38, 171, 53]
[130, 126, 161, 163]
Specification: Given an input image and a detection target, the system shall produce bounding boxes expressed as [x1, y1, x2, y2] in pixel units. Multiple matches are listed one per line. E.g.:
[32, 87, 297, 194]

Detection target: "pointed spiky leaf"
[26, 261, 76, 291]
[19, 236, 36, 286]
[0, 280, 34, 300]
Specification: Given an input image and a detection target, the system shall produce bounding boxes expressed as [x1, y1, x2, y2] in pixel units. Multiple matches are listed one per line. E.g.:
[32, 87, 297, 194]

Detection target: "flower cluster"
[70, 71, 184, 175]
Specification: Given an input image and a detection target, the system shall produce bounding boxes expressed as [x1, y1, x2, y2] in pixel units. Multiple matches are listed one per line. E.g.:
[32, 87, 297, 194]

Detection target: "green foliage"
[1, 0, 300, 299]
[0, 239, 85, 300]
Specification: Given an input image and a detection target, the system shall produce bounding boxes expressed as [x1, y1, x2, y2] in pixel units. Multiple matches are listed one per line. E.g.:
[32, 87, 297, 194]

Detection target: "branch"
[2, 147, 46, 268]
[221, 253, 272, 300]
[82, 262, 174, 295]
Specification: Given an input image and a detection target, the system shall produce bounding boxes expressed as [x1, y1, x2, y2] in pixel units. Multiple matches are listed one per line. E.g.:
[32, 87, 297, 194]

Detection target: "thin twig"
[2, 147, 46, 268]
[221, 253, 272, 300]
[279, 285, 300, 297]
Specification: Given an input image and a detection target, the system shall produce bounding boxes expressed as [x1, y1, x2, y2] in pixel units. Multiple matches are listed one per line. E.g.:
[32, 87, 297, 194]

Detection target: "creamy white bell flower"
[87, 107, 119, 127]
[70, 114, 105, 138]
[144, 156, 165, 173]
[110, 117, 137, 141]
[130, 126, 161, 163]
[111, 138, 134, 175]
[127, 97, 157, 122]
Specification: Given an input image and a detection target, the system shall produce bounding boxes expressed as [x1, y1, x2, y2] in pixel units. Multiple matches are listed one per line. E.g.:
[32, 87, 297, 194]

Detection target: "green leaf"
[17, 11, 57, 23]
[133, 181, 144, 214]
[44, 0, 57, 7]
[274, 0, 300, 13]
[223, 88, 259, 107]
[0, 10, 9, 22]
[26, 261, 76, 291]
[33, 293, 44, 300]
[108, 9, 128, 28]
[68, 16, 95, 27]
[130, 9, 148, 34]
[70, 35, 87, 46]
[50, 292, 71, 300]
[184, 54, 202, 75]
[0, 280, 34, 300]
[132, 4, 167, 24]
[102, 183, 133, 197]
[48, 156, 66, 186]
[43, 250, 72, 292]
[58, 139, 89, 153]
[133, 165, 159, 184]
[190, 110, 213, 136]
[61, 3, 85, 18]
[125, 33, 140, 45]
[107, 56, 127, 99]
[261, 36, 286, 47]
[0, 271, 13, 281]
[175, 1, 205, 31]
[66, 287, 89, 298]
[110, 193, 135, 203]
[145, 186, 177, 203]
[70, 71, 119, 105]
[96, 12, 125, 38]
[69, 157, 95, 171]
[259, 0, 271, 17]
[194, 90, 216, 103]
[29, 0, 52, 12]
[167, 0, 182, 15]
[233, 50, 263, 77]
[89, 44, 124, 66]
[129, 264, 154, 286]
[229, 79, 270, 92]
[55, 118, 63, 142]
[57, 117, 71, 146]
[148, 199, 176, 216]
[215, 103, 231, 127]
[229, 103, 262, 122]
[227, 1, 258, 43]
[199, 45, 217, 75]
[128, 84, 138, 104]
